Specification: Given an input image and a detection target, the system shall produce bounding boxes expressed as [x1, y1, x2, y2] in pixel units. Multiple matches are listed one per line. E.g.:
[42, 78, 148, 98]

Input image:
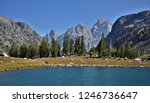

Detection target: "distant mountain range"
[0, 10, 150, 54]
[46, 18, 112, 51]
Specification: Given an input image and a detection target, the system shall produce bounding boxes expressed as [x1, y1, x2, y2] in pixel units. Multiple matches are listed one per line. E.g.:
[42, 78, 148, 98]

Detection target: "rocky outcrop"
[106, 10, 150, 53]
[0, 16, 42, 53]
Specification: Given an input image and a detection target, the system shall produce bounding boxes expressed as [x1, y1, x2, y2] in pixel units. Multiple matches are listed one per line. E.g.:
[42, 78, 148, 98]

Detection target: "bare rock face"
[106, 10, 150, 53]
[0, 16, 42, 53]
[56, 18, 112, 52]
[45, 30, 58, 44]
[91, 17, 112, 38]
[57, 23, 96, 51]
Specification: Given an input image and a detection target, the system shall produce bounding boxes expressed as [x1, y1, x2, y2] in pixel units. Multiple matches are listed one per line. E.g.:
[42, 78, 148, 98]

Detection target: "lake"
[0, 67, 150, 86]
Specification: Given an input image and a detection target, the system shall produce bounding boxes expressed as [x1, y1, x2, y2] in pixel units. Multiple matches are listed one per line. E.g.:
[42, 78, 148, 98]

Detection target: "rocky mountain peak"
[97, 17, 107, 24]
[45, 30, 58, 44]
[91, 17, 112, 38]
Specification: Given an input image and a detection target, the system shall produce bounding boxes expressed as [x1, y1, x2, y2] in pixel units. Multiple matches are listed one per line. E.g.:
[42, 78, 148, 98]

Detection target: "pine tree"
[57, 44, 61, 57]
[97, 33, 106, 57]
[63, 35, 70, 55]
[39, 38, 50, 57]
[9, 42, 19, 57]
[70, 39, 74, 55]
[28, 44, 39, 59]
[19, 44, 28, 58]
[80, 36, 86, 55]
[74, 36, 80, 55]
[51, 38, 60, 57]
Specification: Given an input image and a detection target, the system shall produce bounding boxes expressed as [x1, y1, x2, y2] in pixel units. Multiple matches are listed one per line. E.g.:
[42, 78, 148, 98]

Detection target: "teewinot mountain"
[0, 16, 42, 53]
[106, 10, 150, 53]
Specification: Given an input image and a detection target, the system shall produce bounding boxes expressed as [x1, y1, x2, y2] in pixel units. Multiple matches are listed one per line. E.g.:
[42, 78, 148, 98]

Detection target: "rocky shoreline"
[0, 56, 150, 71]
[1, 63, 148, 72]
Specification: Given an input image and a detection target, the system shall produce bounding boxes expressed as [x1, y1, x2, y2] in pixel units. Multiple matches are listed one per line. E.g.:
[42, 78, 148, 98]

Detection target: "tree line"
[89, 33, 139, 59]
[9, 33, 139, 59]
[9, 35, 87, 58]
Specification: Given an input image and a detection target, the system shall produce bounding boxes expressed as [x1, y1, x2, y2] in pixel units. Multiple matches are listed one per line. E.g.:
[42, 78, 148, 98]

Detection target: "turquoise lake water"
[0, 67, 150, 86]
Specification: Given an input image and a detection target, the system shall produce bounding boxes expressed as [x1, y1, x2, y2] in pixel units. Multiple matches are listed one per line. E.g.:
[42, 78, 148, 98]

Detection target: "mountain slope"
[0, 16, 42, 53]
[106, 10, 150, 53]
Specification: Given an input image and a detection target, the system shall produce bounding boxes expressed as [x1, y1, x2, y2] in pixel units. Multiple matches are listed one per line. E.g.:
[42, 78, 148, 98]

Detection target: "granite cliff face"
[0, 16, 42, 53]
[106, 10, 150, 53]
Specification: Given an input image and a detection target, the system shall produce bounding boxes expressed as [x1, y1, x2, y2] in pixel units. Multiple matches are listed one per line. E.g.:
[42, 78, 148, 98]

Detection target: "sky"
[0, 0, 150, 36]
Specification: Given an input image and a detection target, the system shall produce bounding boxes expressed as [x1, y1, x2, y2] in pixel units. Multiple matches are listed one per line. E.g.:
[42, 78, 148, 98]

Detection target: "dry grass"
[0, 56, 150, 71]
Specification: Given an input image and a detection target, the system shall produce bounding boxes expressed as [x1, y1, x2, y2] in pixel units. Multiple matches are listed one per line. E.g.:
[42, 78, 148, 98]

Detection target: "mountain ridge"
[106, 10, 150, 53]
[0, 16, 42, 53]
[46, 17, 112, 51]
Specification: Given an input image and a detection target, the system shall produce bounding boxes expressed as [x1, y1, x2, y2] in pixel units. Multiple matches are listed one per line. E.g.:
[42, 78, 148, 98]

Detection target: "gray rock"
[0, 16, 42, 53]
[106, 10, 150, 53]
[45, 30, 58, 44]
[57, 18, 112, 52]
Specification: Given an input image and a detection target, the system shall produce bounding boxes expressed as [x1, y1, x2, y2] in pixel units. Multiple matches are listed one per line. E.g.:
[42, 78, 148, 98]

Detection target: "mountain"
[91, 17, 112, 38]
[106, 10, 150, 53]
[58, 23, 97, 51]
[91, 17, 112, 48]
[57, 18, 112, 51]
[45, 30, 58, 44]
[0, 16, 42, 53]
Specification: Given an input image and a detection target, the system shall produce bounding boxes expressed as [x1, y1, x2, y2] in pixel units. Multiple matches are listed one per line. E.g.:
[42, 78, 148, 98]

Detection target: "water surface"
[0, 67, 150, 86]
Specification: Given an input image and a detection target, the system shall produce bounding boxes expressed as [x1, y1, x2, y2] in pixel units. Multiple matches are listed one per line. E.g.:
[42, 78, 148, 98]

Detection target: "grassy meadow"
[0, 56, 150, 71]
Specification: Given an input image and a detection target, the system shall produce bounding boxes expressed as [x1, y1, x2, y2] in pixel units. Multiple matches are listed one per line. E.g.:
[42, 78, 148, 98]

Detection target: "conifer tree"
[19, 44, 28, 58]
[97, 33, 106, 57]
[28, 44, 39, 59]
[51, 38, 60, 57]
[80, 36, 86, 55]
[70, 39, 74, 55]
[63, 35, 70, 55]
[9, 42, 19, 57]
[39, 38, 50, 57]
[74, 36, 80, 55]
[120, 44, 125, 58]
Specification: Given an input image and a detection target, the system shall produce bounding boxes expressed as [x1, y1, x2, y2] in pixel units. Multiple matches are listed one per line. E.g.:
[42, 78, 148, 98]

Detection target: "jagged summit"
[45, 18, 112, 51]
[45, 30, 58, 44]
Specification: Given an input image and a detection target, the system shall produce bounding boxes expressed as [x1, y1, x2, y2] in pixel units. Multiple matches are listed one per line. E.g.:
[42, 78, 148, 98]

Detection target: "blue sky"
[0, 0, 150, 36]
